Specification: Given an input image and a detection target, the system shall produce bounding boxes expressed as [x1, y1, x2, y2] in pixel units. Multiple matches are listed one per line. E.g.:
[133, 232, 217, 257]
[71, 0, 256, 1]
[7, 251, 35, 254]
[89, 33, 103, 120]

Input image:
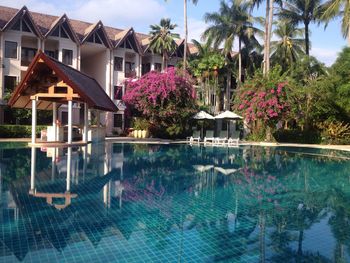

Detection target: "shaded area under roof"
[8, 51, 117, 112]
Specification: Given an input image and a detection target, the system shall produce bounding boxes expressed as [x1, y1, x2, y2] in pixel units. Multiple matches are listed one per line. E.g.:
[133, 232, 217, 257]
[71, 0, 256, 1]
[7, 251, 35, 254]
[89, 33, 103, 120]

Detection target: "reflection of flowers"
[234, 167, 287, 207]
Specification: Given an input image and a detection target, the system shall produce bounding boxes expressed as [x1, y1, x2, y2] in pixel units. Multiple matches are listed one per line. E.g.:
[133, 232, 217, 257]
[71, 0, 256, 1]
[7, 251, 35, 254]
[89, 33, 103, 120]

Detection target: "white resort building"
[0, 5, 193, 136]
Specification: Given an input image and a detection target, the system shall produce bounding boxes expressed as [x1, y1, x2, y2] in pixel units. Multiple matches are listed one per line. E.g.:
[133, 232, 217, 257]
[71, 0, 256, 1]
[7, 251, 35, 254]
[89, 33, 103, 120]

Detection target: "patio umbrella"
[193, 111, 215, 138]
[215, 111, 243, 137]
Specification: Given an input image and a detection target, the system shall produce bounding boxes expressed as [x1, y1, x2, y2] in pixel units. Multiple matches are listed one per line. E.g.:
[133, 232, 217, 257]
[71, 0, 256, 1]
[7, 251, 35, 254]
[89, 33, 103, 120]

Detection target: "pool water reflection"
[0, 143, 350, 262]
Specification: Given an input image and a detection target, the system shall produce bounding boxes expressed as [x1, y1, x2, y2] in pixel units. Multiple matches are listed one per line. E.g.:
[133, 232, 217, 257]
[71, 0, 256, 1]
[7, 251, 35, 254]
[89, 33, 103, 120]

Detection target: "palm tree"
[270, 21, 305, 70]
[279, 0, 322, 56]
[149, 18, 180, 71]
[203, 0, 261, 84]
[164, 0, 198, 71]
[321, 0, 350, 45]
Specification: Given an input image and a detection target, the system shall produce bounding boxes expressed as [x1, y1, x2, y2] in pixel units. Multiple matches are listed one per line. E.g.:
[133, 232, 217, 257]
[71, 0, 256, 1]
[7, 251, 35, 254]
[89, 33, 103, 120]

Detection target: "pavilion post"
[83, 102, 88, 142]
[68, 100, 73, 144]
[66, 147, 72, 192]
[31, 99, 37, 144]
[52, 102, 57, 141]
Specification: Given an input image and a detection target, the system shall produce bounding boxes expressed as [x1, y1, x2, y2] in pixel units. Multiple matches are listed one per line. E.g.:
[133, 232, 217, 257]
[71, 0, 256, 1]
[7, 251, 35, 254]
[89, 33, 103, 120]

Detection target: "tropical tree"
[203, 0, 261, 84]
[149, 18, 180, 71]
[164, 0, 198, 71]
[279, 0, 322, 56]
[321, 0, 350, 45]
[247, 0, 281, 75]
[270, 21, 305, 70]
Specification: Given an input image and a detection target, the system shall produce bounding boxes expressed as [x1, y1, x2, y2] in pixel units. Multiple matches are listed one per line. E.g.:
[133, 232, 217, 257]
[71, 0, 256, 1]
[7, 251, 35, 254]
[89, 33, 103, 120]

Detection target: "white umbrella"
[215, 111, 243, 138]
[215, 111, 243, 120]
[193, 111, 215, 120]
[193, 111, 215, 138]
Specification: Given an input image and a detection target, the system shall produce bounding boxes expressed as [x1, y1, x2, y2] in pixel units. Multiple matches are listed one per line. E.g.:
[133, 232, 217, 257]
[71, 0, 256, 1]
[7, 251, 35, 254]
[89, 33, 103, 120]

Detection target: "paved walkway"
[1, 137, 350, 152]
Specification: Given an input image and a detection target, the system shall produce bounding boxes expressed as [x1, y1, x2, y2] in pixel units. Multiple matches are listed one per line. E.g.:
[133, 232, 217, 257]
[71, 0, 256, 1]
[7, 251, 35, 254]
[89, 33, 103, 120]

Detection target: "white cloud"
[310, 47, 339, 66]
[0, 0, 166, 28]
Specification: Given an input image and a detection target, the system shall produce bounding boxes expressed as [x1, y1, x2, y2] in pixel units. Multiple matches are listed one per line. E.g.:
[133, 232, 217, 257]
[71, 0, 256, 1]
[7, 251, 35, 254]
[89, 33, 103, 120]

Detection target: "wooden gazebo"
[8, 51, 117, 145]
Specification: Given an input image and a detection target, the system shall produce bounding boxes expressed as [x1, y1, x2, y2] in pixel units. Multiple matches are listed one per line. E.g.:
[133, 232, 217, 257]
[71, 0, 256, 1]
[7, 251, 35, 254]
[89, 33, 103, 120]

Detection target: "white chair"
[215, 131, 228, 145]
[188, 130, 201, 143]
[204, 130, 215, 144]
[228, 131, 240, 146]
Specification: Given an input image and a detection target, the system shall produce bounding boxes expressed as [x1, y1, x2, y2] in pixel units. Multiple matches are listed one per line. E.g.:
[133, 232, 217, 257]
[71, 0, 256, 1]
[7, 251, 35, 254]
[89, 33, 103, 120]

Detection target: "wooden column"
[31, 99, 37, 144]
[83, 102, 88, 142]
[52, 102, 57, 141]
[67, 100, 73, 144]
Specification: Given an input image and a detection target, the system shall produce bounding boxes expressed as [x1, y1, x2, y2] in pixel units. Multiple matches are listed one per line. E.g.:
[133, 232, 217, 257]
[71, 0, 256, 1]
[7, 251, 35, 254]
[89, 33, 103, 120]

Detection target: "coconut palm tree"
[203, 0, 261, 84]
[279, 0, 322, 56]
[270, 21, 305, 70]
[164, 0, 198, 71]
[321, 0, 350, 45]
[149, 18, 180, 71]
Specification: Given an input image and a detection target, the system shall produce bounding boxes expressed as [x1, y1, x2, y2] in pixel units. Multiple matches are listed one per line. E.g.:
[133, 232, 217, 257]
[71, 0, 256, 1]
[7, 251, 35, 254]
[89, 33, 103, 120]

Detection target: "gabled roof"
[44, 14, 79, 43]
[81, 20, 112, 48]
[31, 10, 58, 35]
[1, 6, 42, 37]
[115, 27, 143, 54]
[9, 51, 117, 112]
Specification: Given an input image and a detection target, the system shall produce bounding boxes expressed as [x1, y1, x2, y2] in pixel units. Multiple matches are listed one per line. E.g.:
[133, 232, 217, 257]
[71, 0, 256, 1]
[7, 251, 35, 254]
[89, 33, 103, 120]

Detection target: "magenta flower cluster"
[123, 68, 196, 121]
[235, 82, 289, 124]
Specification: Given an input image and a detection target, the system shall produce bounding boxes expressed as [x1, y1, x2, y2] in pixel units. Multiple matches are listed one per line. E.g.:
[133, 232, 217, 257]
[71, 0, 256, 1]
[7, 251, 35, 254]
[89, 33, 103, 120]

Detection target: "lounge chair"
[215, 131, 228, 145]
[204, 130, 215, 144]
[187, 130, 201, 143]
[228, 131, 240, 146]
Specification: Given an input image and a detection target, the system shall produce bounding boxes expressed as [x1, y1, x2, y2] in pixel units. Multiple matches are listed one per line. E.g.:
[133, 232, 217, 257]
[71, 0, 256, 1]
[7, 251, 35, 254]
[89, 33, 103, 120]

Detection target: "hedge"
[273, 129, 322, 144]
[0, 125, 47, 138]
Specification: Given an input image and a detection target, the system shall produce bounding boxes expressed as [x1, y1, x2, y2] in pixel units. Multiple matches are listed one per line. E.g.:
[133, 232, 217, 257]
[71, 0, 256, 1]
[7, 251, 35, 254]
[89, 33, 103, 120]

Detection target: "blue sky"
[0, 0, 346, 65]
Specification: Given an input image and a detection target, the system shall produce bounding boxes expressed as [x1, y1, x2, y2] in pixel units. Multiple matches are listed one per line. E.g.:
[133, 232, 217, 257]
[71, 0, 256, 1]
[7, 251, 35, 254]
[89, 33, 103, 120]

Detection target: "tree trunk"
[162, 52, 166, 72]
[348, 26, 350, 46]
[263, 0, 270, 76]
[183, 0, 188, 72]
[266, 0, 274, 73]
[238, 37, 242, 85]
[305, 22, 309, 56]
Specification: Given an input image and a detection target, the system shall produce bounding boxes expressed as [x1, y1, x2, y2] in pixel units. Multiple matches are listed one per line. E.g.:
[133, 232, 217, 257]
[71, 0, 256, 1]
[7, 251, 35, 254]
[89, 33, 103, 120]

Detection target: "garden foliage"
[123, 68, 197, 138]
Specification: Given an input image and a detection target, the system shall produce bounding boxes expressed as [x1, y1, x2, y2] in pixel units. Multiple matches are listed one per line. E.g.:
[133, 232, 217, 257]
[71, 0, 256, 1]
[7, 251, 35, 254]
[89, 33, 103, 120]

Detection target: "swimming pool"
[0, 142, 350, 262]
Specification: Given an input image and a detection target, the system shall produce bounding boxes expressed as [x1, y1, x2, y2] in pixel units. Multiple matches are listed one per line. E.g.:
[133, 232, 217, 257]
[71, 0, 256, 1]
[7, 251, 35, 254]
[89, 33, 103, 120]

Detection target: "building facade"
[0, 5, 189, 135]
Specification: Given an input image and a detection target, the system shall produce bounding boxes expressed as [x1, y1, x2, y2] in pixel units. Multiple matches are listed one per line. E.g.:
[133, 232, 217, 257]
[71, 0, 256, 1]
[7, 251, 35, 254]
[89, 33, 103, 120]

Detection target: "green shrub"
[273, 129, 321, 144]
[0, 125, 47, 138]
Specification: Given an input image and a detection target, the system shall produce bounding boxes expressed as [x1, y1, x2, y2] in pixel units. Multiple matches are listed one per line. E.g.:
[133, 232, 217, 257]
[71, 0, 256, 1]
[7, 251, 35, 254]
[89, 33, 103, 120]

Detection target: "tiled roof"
[0, 6, 18, 29]
[0, 5, 196, 54]
[9, 51, 118, 112]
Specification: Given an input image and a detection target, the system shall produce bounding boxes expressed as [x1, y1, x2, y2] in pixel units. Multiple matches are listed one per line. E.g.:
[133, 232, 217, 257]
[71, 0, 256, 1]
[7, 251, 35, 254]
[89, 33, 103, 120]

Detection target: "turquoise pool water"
[0, 143, 350, 262]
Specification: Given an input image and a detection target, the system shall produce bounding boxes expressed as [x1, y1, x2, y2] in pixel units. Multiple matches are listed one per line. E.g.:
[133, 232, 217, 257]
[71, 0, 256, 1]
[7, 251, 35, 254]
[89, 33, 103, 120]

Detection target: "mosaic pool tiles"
[0, 143, 350, 262]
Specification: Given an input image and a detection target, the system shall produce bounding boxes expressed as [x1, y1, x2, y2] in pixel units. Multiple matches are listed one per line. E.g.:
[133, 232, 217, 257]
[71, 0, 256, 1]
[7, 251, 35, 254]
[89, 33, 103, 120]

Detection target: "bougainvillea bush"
[123, 68, 197, 138]
[234, 67, 290, 140]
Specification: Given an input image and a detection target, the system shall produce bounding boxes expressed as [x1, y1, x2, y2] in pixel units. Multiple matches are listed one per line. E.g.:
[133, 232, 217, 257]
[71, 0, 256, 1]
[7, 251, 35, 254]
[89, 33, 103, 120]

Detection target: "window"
[62, 49, 73, 65]
[142, 63, 151, 75]
[4, 76, 17, 94]
[154, 63, 162, 72]
[125, 62, 135, 78]
[60, 26, 68, 38]
[51, 26, 59, 37]
[45, 50, 58, 59]
[114, 86, 123, 100]
[21, 47, 37, 66]
[113, 114, 123, 128]
[11, 20, 20, 31]
[5, 41, 18, 59]
[114, 57, 123, 71]
[22, 20, 31, 32]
